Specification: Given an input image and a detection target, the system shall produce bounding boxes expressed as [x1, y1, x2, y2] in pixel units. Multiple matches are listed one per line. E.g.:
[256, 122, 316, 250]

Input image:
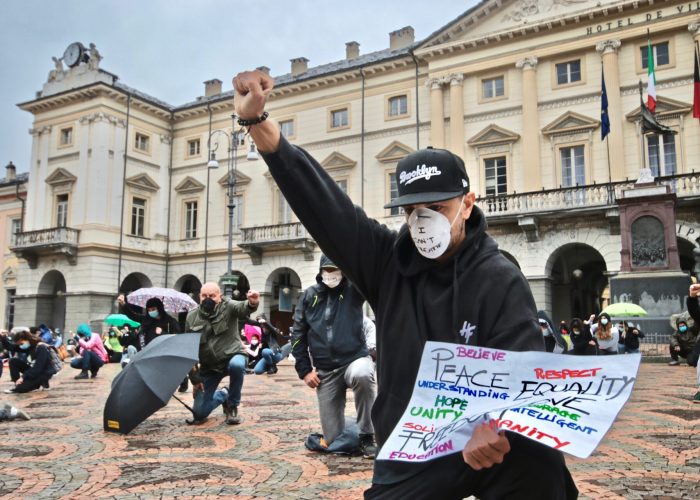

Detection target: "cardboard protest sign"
[377, 342, 641, 462]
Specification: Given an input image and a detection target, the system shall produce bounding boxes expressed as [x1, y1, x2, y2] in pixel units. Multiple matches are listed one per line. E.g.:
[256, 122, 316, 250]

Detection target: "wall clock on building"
[63, 42, 85, 68]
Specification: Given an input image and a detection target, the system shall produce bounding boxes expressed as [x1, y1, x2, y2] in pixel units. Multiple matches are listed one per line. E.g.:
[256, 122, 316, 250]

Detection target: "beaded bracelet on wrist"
[237, 111, 269, 127]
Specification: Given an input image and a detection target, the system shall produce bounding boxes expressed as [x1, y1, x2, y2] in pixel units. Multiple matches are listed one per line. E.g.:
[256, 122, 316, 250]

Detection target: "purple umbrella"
[127, 287, 198, 314]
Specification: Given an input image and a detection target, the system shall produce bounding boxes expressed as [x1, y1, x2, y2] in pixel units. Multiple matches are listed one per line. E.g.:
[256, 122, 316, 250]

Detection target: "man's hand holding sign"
[378, 342, 640, 463]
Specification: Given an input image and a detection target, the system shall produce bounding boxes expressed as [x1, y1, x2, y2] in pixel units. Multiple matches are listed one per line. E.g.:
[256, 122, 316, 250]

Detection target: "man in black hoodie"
[293, 254, 377, 458]
[233, 70, 577, 500]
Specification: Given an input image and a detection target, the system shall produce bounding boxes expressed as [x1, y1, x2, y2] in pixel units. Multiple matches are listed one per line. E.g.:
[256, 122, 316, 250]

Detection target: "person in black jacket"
[620, 321, 644, 354]
[569, 317, 597, 355]
[2, 330, 56, 393]
[233, 70, 577, 500]
[117, 295, 183, 387]
[293, 255, 377, 458]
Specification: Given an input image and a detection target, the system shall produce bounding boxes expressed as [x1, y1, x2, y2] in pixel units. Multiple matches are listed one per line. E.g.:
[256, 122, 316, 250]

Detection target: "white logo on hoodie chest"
[459, 321, 476, 343]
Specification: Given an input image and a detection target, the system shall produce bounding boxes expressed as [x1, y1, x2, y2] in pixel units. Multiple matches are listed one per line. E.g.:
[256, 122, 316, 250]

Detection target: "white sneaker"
[4, 388, 17, 394]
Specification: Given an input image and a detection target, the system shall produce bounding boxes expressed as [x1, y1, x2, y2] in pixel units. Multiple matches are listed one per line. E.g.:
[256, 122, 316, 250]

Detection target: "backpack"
[39, 343, 63, 374]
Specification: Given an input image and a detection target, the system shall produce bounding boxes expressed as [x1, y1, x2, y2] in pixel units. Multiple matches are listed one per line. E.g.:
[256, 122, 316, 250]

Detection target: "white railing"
[12, 227, 80, 249]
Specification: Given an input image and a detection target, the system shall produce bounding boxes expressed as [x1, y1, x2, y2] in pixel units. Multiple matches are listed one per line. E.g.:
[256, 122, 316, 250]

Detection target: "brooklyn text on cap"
[384, 147, 470, 209]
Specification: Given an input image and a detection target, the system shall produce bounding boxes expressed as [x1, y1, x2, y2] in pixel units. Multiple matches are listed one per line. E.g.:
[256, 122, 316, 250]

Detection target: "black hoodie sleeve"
[688, 296, 700, 324]
[292, 289, 313, 379]
[120, 302, 147, 323]
[262, 136, 395, 306]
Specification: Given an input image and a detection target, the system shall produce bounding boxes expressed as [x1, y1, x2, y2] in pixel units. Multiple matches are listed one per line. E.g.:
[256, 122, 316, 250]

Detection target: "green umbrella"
[105, 314, 141, 328]
[601, 303, 648, 318]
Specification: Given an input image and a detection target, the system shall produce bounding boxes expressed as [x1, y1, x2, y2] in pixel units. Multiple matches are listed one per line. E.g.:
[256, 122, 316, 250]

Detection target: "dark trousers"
[70, 350, 105, 371]
[8, 358, 50, 393]
[365, 433, 578, 500]
[670, 345, 699, 366]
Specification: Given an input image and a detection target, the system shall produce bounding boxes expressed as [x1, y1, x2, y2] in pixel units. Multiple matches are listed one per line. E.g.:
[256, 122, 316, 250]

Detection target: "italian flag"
[647, 39, 657, 112]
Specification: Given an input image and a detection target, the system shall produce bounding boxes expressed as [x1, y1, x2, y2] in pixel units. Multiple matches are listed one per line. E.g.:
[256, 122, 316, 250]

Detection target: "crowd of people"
[2, 67, 700, 499]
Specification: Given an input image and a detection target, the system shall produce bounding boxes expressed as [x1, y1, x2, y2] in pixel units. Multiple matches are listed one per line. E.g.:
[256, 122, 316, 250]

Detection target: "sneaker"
[359, 434, 378, 459]
[266, 365, 278, 375]
[186, 416, 207, 425]
[4, 387, 17, 394]
[74, 371, 89, 380]
[90, 368, 99, 379]
[668, 360, 680, 366]
[41, 380, 50, 390]
[693, 391, 700, 404]
[178, 382, 188, 393]
[11, 406, 30, 421]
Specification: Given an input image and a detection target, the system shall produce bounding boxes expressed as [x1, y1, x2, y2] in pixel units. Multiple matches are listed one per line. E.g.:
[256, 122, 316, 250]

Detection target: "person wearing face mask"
[70, 324, 109, 379]
[568, 317, 598, 356]
[292, 254, 377, 459]
[1, 330, 56, 393]
[117, 294, 182, 384]
[103, 327, 124, 363]
[185, 282, 260, 426]
[590, 312, 619, 355]
[233, 69, 576, 499]
[669, 318, 698, 366]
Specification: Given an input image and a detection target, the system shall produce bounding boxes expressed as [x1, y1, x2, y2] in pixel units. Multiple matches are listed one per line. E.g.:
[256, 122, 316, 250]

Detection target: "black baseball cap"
[384, 147, 470, 208]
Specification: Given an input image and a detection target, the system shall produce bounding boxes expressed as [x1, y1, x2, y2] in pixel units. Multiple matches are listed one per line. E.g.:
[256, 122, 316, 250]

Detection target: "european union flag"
[601, 68, 610, 140]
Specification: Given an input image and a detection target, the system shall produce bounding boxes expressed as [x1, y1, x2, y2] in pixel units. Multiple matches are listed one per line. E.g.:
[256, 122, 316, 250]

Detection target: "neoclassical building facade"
[12, 0, 700, 333]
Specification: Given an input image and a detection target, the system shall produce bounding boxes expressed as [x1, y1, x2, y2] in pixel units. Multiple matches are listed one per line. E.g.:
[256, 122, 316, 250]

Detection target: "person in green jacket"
[103, 327, 124, 363]
[186, 281, 259, 425]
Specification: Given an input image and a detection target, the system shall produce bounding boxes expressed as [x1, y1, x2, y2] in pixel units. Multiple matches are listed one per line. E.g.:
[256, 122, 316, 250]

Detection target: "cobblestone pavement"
[0, 359, 697, 499]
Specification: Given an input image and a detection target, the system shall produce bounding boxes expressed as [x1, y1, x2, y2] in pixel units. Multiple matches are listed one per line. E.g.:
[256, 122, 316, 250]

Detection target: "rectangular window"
[647, 134, 677, 177]
[59, 127, 73, 146]
[484, 157, 508, 196]
[135, 133, 150, 152]
[278, 191, 292, 224]
[482, 76, 505, 99]
[232, 194, 244, 231]
[560, 146, 585, 187]
[330, 108, 349, 129]
[185, 201, 198, 239]
[555, 60, 581, 85]
[131, 197, 146, 237]
[388, 173, 400, 216]
[5, 289, 15, 330]
[641, 42, 670, 69]
[9, 218, 21, 245]
[187, 139, 200, 157]
[388, 95, 408, 117]
[56, 194, 69, 227]
[279, 119, 295, 138]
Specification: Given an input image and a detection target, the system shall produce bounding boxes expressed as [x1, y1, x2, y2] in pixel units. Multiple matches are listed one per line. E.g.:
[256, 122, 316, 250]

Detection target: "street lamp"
[207, 115, 259, 297]
[202, 150, 219, 283]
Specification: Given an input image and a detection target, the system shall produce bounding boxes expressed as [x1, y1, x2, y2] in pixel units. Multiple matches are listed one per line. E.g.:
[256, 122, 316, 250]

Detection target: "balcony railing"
[11, 227, 80, 268]
[239, 222, 316, 265]
[477, 171, 700, 218]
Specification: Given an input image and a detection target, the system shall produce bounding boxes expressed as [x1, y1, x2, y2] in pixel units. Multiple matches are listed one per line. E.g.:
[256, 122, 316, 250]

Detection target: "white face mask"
[321, 269, 343, 289]
[407, 197, 464, 259]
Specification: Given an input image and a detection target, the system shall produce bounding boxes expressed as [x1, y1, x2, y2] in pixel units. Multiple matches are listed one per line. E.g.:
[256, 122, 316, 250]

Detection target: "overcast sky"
[0, 0, 476, 173]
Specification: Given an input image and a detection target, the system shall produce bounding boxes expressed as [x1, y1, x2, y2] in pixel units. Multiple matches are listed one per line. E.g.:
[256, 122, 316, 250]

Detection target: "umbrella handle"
[172, 394, 195, 415]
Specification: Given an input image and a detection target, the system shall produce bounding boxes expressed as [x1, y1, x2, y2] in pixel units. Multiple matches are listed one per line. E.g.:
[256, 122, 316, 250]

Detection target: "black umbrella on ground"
[103, 333, 200, 434]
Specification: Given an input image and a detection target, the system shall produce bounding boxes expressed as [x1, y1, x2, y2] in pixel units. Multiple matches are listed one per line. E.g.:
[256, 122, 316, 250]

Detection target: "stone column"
[596, 40, 625, 181]
[427, 77, 445, 149]
[516, 57, 541, 192]
[448, 73, 465, 159]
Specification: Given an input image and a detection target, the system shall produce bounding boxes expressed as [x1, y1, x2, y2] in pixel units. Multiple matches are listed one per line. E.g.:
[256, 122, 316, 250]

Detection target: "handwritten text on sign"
[377, 342, 641, 462]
